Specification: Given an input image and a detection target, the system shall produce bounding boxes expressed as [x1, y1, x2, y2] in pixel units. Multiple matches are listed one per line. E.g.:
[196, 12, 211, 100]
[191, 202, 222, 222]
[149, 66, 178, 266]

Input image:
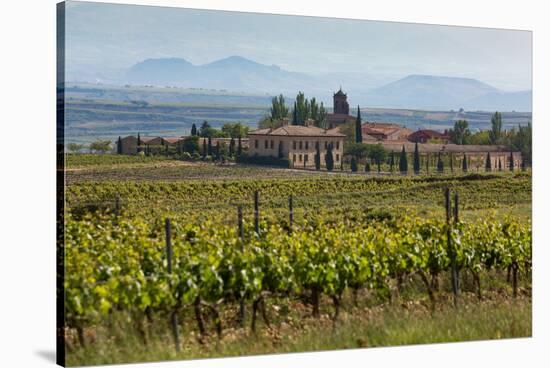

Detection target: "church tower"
[333, 87, 349, 115]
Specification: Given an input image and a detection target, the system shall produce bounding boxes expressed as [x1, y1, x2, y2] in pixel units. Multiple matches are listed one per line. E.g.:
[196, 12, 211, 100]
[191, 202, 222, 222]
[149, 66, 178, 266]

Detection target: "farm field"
[62, 154, 532, 366]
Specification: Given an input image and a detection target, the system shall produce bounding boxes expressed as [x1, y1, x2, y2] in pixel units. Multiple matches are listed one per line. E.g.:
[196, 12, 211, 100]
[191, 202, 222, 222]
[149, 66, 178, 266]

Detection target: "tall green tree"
[498, 158, 503, 171]
[368, 144, 388, 173]
[325, 143, 334, 171]
[316, 103, 328, 128]
[116, 136, 122, 154]
[512, 122, 531, 165]
[413, 142, 420, 174]
[399, 145, 408, 173]
[350, 156, 358, 172]
[270, 94, 289, 122]
[489, 112, 503, 144]
[509, 151, 514, 171]
[450, 120, 471, 144]
[237, 136, 242, 156]
[202, 138, 207, 158]
[355, 106, 362, 143]
[229, 137, 235, 157]
[215, 141, 220, 160]
[292, 102, 298, 125]
[485, 152, 492, 171]
[207, 137, 213, 156]
[462, 153, 468, 172]
[390, 151, 395, 172]
[449, 153, 454, 173]
[315, 142, 321, 170]
[191, 123, 197, 136]
[365, 161, 371, 173]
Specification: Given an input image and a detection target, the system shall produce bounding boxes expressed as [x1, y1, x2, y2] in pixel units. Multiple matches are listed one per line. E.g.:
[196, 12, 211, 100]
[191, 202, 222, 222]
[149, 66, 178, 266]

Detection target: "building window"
[293, 141, 296, 150]
[299, 154, 302, 162]
[299, 141, 303, 150]
[336, 154, 339, 162]
[270, 140, 274, 149]
[254, 140, 258, 149]
[305, 154, 309, 162]
[264, 140, 268, 149]
[293, 154, 296, 162]
[305, 141, 309, 150]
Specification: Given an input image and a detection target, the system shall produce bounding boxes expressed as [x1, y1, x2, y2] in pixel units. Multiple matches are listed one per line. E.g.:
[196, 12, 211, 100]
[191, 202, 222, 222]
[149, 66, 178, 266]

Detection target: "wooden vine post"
[445, 189, 459, 308]
[288, 195, 294, 234]
[254, 190, 260, 234]
[237, 205, 245, 327]
[165, 218, 181, 352]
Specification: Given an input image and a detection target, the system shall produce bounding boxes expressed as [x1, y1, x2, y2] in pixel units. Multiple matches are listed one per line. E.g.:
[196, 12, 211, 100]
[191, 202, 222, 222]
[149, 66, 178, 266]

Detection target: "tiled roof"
[162, 137, 184, 144]
[249, 125, 345, 137]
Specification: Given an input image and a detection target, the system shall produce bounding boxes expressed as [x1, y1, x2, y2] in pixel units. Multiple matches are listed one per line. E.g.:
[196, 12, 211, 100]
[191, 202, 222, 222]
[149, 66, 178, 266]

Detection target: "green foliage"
[450, 120, 471, 145]
[270, 94, 289, 122]
[68, 143, 85, 153]
[437, 152, 444, 173]
[236, 154, 290, 168]
[315, 143, 321, 171]
[89, 139, 112, 154]
[485, 152, 492, 172]
[191, 123, 197, 136]
[182, 136, 199, 154]
[462, 153, 468, 172]
[221, 122, 249, 139]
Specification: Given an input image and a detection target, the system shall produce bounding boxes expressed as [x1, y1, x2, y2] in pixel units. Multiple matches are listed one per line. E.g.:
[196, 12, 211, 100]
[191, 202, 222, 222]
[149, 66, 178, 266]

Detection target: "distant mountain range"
[124, 56, 531, 112]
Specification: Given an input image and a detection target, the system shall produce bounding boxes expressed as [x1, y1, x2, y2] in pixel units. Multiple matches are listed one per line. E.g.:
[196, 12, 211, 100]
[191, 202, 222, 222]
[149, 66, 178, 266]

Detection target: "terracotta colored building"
[361, 122, 412, 141]
[408, 129, 451, 143]
[248, 118, 345, 169]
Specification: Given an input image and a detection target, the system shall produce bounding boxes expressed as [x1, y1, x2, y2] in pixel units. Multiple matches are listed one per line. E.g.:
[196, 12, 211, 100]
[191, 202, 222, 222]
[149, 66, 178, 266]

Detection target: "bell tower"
[333, 87, 349, 115]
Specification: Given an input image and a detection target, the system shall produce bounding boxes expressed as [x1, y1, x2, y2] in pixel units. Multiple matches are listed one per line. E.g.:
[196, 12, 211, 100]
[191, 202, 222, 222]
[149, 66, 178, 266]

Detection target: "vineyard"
[62, 162, 532, 366]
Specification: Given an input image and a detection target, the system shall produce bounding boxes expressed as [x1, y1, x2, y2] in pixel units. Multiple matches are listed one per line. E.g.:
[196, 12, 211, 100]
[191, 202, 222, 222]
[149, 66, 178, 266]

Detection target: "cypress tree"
[355, 105, 363, 143]
[117, 136, 122, 154]
[237, 136, 242, 156]
[207, 137, 213, 156]
[191, 123, 197, 136]
[521, 157, 526, 171]
[229, 137, 235, 157]
[215, 141, 220, 160]
[350, 156, 358, 172]
[413, 142, 420, 174]
[437, 152, 444, 173]
[485, 152, 492, 172]
[425, 153, 429, 173]
[399, 145, 408, 174]
[462, 153, 468, 172]
[278, 140, 284, 159]
[292, 102, 298, 125]
[314, 142, 321, 171]
[509, 151, 514, 171]
[325, 143, 334, 171]
[498, 158, 503, 171]
[365, 162, 371, 173]
[390, 151, 395, 172]
[137, 133, 141, 153]
[202, 138, 207, 158]
[449, 153, 454, 173]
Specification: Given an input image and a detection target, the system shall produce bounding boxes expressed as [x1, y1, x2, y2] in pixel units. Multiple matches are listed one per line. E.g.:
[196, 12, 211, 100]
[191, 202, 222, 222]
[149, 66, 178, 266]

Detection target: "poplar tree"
[413, 142, 420, 174]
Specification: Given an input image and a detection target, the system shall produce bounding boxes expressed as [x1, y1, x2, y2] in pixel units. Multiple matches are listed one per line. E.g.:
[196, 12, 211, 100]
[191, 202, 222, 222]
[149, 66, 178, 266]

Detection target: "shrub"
[236, 153, 290, 168]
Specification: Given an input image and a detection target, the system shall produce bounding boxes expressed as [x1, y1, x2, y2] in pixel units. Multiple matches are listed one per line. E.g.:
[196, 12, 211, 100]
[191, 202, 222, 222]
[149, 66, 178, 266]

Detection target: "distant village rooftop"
[249, 119, 345, 137]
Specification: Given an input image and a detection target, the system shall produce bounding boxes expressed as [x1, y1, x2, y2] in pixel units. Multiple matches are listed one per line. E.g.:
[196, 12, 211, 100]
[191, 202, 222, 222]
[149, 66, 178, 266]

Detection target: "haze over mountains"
[118, 56, 531, 112]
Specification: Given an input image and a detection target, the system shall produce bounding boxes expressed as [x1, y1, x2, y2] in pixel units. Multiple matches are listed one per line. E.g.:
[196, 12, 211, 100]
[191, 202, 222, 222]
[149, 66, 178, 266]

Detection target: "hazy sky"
[64, 1, 532, 91]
